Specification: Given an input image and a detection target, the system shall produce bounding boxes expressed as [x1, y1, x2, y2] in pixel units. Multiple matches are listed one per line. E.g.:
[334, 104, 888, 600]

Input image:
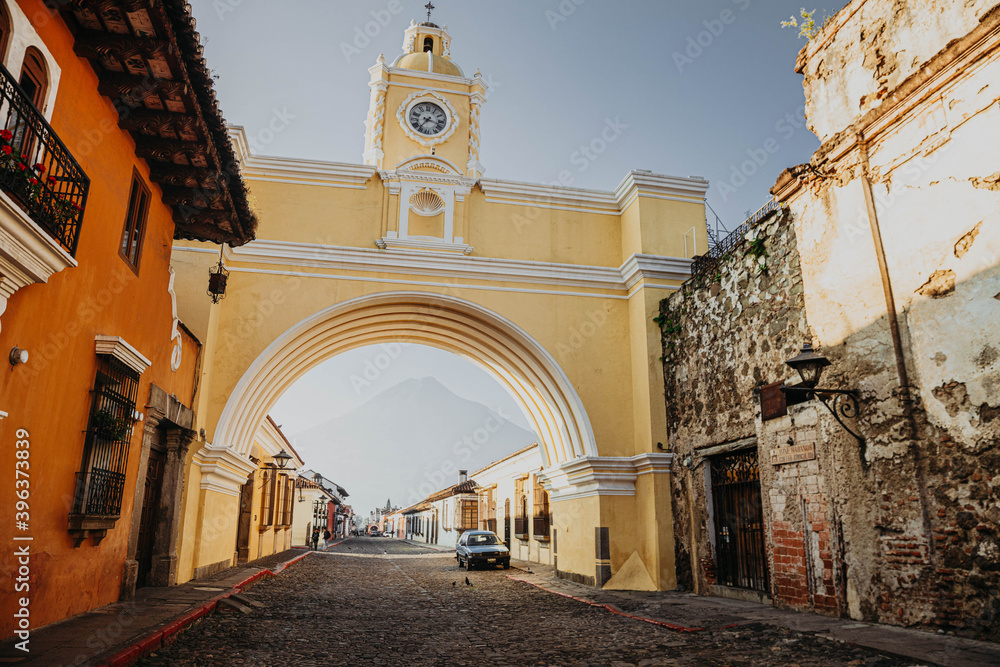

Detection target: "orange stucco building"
[0, 0, 255, 638]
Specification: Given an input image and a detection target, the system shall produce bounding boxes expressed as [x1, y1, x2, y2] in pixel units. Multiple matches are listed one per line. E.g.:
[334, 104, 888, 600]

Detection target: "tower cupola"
[393, 20, 463, 77]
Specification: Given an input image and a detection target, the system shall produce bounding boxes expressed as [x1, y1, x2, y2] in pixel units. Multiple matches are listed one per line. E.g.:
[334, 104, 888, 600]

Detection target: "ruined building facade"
[661, 0, 999, 640]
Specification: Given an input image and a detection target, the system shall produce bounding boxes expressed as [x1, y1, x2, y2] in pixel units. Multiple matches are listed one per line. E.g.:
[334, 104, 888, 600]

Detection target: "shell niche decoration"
[410, 189, 445, 217]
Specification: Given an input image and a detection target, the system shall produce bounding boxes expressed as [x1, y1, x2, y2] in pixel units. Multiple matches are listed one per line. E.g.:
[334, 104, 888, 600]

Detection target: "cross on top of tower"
[425, 2, 435, 22]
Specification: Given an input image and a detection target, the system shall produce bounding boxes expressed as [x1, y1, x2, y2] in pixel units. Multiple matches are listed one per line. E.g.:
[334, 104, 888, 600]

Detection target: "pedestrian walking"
[323, 529, 331, 549]
[311, 527, 320, 550]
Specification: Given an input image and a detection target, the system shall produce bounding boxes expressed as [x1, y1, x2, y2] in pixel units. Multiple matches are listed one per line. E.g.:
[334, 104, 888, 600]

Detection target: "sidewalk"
[506, 559, 1000, 667]
[401, 538, 452, 552]
[0, 547, 315, 667]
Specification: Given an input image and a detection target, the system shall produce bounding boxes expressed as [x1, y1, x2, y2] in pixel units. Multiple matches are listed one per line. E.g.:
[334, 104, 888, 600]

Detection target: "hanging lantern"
[207, 245, 229, 303]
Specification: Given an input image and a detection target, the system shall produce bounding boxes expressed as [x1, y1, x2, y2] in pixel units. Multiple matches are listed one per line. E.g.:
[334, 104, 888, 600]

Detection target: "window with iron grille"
[514, 477, 528, 538]
[276, 473, 288, 526]
[260, 469, 274, 528]
[283, 476, 294, 526]
[532, 474, 551, 539]
[460, 499, 478, 531]
[72, 355, 139, 517]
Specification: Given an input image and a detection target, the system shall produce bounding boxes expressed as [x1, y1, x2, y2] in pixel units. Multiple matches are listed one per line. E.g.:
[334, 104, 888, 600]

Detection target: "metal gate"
[710, 449, 769, 593]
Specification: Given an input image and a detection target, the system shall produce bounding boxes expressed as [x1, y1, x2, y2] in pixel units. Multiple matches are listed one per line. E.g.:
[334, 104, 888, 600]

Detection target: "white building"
[470, 444, 553, 567]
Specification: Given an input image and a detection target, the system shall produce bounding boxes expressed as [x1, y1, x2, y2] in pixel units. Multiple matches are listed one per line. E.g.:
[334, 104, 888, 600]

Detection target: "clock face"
[408, 102, 448, 136]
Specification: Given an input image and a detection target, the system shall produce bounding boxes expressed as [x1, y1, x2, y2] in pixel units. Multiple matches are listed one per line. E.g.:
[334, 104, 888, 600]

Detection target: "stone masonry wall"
[659, 208, 813, 596]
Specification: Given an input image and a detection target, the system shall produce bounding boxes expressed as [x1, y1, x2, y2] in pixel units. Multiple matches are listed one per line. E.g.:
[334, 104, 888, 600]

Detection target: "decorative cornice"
[480, 171, 709, 215]
[620, 254, 693, 290]
[539, 453, 675, 502]
[228, 127, 376, 189]
[215, 240, 689, 292]
[194, 445, 257, 497]
[614, 171, 710, 210]
[386, 66, 472, 86]
[480, 178, 620, 215]
[95, 335, 152, 376]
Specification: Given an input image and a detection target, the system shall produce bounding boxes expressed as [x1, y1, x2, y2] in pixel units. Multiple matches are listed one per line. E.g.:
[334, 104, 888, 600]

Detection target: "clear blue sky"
[192, 0, 847, 229]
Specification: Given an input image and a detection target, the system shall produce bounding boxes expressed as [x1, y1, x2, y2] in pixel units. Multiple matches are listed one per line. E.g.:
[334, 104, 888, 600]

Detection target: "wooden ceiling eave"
[60, 0, 256, 246]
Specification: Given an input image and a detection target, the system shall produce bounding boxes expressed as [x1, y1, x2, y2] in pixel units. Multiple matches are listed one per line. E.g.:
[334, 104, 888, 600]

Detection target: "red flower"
[28, 177, 38, 185]
[18, 163, 26, 170]
[0, 129, 12, 141]
[71, 202, 82, 211]
[34, 163, 45, 173]
[47, 175, 56, 184]
[2, 145, 11, 155]
[20, 154, 27, 160]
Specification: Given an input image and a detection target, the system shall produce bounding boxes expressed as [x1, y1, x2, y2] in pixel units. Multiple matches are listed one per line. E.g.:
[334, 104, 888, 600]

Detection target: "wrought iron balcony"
[0, 62, 89, 256]
[532, 515, 550, 539]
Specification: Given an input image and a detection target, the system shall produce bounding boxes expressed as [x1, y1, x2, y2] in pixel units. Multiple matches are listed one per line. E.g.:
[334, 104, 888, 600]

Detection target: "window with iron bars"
[514, 477, 528, 538]
[532, 474, 551, 539]
[276, 473, 288, 526]
[72, 355, 139, 518]
[260, 469, 275, 528]
[281, 476, 294, 526]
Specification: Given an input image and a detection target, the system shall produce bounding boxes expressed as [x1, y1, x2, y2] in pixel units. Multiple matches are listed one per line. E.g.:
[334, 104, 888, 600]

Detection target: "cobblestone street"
[139, 539, 919, 666]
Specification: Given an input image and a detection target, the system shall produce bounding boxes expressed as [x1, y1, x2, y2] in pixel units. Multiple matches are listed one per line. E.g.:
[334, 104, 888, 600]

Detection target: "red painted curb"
[98, 552, 313, 666]
[507, 575, 705, 633]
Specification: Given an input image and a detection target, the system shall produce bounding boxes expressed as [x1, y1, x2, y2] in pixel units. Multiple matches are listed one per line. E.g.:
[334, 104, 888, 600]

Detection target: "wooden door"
[235, 470, 255, 563]
[135, 449, 164, 588]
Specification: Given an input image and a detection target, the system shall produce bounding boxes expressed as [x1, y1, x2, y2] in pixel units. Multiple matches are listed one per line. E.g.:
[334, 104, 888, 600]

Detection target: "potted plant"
[91, 408, 131, 441]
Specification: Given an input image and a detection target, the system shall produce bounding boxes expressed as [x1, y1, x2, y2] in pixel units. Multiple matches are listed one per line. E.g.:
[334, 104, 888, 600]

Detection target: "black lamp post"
[780, 344, 864, 445]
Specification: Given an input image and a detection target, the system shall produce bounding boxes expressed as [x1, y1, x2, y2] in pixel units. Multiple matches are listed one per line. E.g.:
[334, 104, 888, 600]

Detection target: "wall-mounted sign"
[760, 382, 788, 421]
[770, 442, 816, 466]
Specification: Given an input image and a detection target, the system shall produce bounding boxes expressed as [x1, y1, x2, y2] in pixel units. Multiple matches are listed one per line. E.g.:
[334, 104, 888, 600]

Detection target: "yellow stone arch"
[214, 291, 598, 468]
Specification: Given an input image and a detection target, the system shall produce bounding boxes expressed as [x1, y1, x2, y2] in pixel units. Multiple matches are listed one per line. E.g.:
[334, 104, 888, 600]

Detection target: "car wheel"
[465, 558, 473, 571]
[502, 562, 510, 570]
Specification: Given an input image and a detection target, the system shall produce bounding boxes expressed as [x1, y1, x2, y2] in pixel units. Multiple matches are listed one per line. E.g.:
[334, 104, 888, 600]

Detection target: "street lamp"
[207, 245, 229, 304]
[780, 344, 864, 446]
[272, 449, 293, 470]
[783, 343, 830, 388]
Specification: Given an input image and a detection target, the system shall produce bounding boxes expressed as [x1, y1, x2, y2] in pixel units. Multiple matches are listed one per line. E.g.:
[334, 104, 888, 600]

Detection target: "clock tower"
[363, 14, 487, 253]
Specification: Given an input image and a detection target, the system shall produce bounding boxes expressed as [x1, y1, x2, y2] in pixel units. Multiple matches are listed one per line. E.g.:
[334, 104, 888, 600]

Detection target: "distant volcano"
[288, 377, 537, 514]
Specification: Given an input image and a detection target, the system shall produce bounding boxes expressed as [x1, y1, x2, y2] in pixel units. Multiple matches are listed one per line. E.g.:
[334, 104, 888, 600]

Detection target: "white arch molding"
[211, 292, 599, 469]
